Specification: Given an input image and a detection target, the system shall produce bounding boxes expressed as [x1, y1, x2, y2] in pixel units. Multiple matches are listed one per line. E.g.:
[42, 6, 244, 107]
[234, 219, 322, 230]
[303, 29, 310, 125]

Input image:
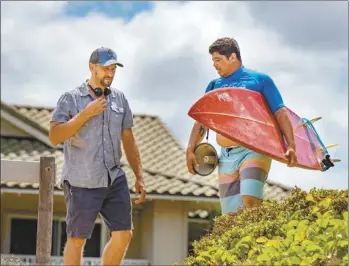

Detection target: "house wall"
[1, 119, 30, 137]
[140, 200, 189, 265]
[0, 192, 67, 254]
[0, 192, 143, 258]
[1, 192, 217, 265]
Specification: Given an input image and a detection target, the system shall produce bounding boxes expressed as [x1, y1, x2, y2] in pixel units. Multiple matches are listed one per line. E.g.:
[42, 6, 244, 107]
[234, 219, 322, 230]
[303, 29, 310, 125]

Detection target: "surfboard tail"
[300, 117, 340, 172]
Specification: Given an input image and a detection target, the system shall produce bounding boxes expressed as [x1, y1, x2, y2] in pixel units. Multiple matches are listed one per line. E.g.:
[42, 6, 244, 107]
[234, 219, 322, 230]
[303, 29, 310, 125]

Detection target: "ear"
[89, 63, 94, 72]
[229, 53, 237, 62]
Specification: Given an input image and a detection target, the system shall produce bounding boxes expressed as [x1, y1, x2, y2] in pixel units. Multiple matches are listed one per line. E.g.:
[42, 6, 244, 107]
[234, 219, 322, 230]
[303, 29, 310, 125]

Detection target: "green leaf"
[310, 254, 325, 264]
[302, 240, 315, 246]
[287, 229, 297, 238]
[312, 206, 320, 212]
[338, 240, 348, 248]
[256, 253, 271, 263]
[300, 257, 313, 265]
[283, 237, 293, 248]
[316, 218, 329, 229]
[248, 249, 256, 259]
[306, 194, 315, 202]
[294, 231, 306, 242]
[256, 236, 268, 244]
[319, 197, 333, 208]
[236, 243, 250, 251]
[265, 240, 281, 249]
[306, 243, 322, 253]
[324, 240, 335, 255]
[263, 246, 278, 255]
[298, 221, 310, 231]
[298, 219, 310, 227]
[290, 245, 304, 254]
[286, 256, 302, 265]
[343, 211, 348, 222]
[323, 210, 335, 218]
[329, 219, 344, 227]
[288, 220, 299, 228]
[239, 235, 254, 245]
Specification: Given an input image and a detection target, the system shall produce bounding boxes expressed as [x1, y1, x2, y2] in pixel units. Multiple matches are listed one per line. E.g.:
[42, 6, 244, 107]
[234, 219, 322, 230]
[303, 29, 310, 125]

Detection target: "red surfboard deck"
[188, 88, 328, 171]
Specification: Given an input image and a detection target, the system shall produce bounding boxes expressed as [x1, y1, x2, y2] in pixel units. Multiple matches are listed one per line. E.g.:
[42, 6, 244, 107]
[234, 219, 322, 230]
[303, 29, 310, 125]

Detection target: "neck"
[88, 77, 105, 90]
[223, 62, 242, 77]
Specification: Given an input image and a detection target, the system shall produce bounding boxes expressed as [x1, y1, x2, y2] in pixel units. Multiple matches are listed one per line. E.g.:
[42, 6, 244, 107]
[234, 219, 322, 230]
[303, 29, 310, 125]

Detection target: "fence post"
[35, 156, 55, 265]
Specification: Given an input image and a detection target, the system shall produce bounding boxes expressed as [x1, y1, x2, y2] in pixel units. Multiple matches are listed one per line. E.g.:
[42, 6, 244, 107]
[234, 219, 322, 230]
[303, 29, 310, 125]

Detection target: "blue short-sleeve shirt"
[50, 82, 134, 188]
[205, 66, 285, 114]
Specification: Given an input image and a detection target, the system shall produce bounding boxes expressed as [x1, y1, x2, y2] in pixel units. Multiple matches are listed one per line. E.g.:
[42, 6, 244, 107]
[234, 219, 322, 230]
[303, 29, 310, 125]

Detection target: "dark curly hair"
[209, 37, 242, 62]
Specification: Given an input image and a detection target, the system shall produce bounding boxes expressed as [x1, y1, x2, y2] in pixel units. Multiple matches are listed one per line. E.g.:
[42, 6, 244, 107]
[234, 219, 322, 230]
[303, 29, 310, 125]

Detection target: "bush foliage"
[185, 188, 348, 266]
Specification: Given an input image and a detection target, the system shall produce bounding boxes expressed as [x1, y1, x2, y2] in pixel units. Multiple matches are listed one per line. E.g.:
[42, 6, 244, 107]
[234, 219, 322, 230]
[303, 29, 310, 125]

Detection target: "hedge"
[184, 187, 348, 266]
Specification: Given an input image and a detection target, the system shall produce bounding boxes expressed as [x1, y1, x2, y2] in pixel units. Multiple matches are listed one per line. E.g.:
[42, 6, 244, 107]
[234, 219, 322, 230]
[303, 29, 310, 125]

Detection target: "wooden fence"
[1, 157, 55, 266]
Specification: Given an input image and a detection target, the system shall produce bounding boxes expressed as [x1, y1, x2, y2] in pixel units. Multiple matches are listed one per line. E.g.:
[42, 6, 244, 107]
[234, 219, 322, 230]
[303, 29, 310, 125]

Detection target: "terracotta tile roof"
[10, 104, 191, 178]
[0, 136, 218, 198]
[1, 103, 292, 202]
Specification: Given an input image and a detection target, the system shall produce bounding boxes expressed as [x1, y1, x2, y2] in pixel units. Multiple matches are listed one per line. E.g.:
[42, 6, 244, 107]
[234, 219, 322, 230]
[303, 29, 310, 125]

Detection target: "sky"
[1, 1, 348, 191]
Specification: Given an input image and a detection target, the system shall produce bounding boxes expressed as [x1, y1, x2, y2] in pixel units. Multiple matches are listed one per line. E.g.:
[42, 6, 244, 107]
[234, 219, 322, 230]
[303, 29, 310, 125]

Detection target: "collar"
[78, 82, 90, 96]
[78, 81, 115, 98]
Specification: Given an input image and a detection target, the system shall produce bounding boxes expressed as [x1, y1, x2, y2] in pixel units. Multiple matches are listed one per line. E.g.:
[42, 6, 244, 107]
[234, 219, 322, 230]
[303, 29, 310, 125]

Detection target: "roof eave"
[0, 187, 220, 202]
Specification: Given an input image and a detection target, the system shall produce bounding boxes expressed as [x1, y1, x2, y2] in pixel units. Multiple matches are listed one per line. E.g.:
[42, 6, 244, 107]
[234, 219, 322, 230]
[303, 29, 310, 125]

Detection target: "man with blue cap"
[49, 47, 146, 265]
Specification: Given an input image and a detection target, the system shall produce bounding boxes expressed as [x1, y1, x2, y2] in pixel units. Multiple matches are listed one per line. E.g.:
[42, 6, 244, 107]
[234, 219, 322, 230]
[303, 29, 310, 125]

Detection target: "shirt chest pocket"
[110, 104, 124, 126]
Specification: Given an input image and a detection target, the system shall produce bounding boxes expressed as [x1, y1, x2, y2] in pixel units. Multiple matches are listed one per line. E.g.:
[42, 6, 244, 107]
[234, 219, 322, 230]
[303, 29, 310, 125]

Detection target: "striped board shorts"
[218, 146, 272, 214]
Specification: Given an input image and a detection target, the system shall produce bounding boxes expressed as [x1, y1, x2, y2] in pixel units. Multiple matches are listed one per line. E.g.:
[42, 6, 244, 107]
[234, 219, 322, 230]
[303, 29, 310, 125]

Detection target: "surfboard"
[188, 87, 340, 172]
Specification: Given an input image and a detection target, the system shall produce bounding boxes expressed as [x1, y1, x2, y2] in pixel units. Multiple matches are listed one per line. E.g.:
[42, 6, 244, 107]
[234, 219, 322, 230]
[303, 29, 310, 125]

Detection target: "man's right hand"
[186, 148, 199, 175]
[83, 98, 107, 119]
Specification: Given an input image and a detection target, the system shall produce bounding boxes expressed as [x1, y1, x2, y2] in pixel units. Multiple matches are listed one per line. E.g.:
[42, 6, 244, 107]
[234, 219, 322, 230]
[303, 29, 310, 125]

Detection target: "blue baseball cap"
[89, 47, 124, 67]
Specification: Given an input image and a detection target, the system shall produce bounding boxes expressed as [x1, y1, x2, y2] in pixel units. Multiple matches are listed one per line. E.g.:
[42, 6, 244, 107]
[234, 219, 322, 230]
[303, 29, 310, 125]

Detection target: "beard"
[100, 76, 113, 87]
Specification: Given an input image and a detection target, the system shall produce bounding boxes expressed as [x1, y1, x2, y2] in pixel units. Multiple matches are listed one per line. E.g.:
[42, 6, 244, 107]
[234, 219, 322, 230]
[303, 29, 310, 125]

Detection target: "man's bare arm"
[49, 110, 90, 147]
[122, 128, 146, 204]
[49, 98, 106, 146]
[275, 107, 296, 150]
[121, 128, 143, 179]
[186, 121, 207, 152]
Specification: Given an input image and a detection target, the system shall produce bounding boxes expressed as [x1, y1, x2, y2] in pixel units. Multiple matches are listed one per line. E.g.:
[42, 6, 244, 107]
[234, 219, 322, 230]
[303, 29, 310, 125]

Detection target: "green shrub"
[185, 188, 348, 266]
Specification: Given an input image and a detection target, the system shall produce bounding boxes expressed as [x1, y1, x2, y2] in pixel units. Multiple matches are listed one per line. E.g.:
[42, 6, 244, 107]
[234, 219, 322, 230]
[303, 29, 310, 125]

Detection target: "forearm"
[49, 110, 90, 146]
[275, 107, 296, 149]
[122, 133, 143, 179]
[187, 121, 207, 152]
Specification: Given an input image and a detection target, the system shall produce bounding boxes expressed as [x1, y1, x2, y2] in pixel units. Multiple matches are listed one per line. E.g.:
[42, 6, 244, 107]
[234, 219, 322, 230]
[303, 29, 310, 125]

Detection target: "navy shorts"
[63, 174, 133, 239]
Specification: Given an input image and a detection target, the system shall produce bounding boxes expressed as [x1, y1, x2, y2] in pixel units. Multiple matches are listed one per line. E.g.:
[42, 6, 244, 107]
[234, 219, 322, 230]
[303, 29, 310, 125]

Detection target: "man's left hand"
[285, 147, 297, 167]
[134, 178, 146, 204]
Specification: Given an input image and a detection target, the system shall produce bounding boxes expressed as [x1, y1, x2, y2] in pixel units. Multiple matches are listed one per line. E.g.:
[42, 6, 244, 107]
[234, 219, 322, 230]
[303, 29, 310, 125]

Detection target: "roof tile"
[1, 104, 292, 202]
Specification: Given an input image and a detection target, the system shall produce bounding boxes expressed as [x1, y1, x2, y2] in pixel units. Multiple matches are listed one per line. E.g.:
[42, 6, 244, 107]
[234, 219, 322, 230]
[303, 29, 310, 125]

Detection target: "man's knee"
[66, 237, 86, 249]
[242, 195, 262, 208]
[111, 230, 133, 244]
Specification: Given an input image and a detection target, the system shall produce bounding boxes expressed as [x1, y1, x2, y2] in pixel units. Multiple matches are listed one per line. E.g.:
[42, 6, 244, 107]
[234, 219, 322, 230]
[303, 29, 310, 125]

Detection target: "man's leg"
[238, 152, 272, 208]
[62, 181, 104, 265]
[217, 147, 243, 214]
[100, 174, 133, 266]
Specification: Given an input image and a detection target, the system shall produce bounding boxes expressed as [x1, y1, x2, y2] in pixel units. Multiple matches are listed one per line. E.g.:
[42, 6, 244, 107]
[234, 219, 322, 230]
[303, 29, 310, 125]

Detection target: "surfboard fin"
[330, 158, 341, 163]
[316, 144, 340, 153]
[298, 117, 322, 128]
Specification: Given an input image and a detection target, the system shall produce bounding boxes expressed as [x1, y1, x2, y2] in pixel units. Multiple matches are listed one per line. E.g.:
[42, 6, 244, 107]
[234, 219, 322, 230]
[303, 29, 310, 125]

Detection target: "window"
[9, 218, 101, 257]
[187, 220, 212, 255]
[10, 218, 38, 255]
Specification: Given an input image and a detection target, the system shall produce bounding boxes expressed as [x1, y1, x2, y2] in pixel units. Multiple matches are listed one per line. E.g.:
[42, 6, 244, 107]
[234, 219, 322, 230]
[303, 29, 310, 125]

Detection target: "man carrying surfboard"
[186, 37, 298, 215]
